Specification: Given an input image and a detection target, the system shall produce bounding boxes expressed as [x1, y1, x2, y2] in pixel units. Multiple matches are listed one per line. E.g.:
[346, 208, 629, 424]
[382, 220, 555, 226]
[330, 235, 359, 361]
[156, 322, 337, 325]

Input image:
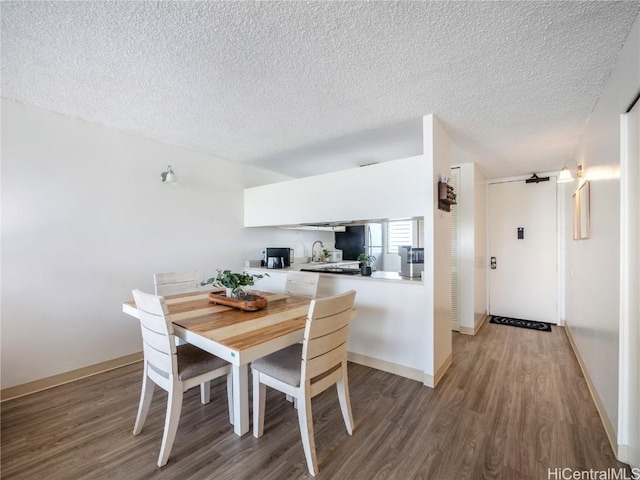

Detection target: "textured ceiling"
[2, 1, 639, 179]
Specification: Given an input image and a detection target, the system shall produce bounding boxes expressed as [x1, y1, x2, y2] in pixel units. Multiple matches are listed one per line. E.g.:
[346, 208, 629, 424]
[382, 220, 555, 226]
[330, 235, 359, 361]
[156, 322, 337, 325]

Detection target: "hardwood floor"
[1, 322, 627, 479]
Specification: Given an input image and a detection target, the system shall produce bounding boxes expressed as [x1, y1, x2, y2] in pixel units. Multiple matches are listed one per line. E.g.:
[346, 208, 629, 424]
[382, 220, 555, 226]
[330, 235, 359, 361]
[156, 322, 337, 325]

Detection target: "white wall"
[0, 103, 452, 391]
[0, 99, 316, 389]
[423, 114, 453, 385]
[247, 116, 453, 387]
[247, 115, 452, 386]
[565, 13, 639, 445]
[244, 155, 426, 227]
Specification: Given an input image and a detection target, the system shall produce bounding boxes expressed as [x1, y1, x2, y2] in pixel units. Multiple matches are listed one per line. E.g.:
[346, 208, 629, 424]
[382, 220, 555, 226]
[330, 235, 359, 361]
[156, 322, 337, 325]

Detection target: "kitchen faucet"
[311, 240, 324, 262]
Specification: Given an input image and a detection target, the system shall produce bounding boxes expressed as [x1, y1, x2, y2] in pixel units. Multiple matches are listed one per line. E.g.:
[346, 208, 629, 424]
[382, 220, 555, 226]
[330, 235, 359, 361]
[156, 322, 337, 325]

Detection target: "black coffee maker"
[265, 247, 292, 269]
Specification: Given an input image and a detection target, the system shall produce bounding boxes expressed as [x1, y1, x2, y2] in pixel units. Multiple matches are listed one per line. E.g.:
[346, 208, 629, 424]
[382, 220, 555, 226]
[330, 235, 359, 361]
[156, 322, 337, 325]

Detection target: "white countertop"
[245, 263, 422, 284]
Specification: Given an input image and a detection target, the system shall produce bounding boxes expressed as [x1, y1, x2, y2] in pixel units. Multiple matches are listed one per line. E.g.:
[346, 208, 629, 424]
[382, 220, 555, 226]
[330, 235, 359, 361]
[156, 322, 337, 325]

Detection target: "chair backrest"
[285, 271, 320, 298]
[154, 271, 200, 296]
[301, 290, 356, 383]
[132, 289, 178, 377]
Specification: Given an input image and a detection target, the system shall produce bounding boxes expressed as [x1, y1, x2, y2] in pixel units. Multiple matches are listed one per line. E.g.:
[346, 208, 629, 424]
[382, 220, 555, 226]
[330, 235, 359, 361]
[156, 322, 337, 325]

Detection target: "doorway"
[488, 178, 558, 323]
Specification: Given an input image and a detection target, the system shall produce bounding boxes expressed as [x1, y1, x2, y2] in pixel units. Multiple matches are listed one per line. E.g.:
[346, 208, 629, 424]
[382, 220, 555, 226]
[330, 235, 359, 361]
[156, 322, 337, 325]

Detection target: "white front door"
[488, 178, 557, 323]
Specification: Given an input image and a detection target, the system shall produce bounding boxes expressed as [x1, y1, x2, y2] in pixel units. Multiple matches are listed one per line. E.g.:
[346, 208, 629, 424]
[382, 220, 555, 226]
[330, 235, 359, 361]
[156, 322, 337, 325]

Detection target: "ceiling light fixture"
[160, 165, 177, 185]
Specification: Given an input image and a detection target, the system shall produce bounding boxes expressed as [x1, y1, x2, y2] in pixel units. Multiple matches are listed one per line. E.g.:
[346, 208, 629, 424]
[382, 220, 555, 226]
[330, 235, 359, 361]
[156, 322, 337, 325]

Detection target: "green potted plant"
[200, 269, 268, 298]
[357, 253, 376, 276]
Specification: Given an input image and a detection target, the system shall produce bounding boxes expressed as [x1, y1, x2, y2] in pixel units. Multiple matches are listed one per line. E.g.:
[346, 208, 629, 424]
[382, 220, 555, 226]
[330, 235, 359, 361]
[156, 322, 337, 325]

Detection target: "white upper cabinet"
[244, 155, 427, 227]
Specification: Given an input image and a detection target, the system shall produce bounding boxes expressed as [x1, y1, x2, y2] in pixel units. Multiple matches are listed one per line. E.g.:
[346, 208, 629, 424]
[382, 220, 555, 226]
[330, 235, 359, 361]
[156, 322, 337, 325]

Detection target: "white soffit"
[2, 1, 639, 179]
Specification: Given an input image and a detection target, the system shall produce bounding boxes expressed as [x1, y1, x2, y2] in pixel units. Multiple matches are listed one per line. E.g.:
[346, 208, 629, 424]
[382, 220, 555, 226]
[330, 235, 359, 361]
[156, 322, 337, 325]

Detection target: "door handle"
[490, 257, 497, 269]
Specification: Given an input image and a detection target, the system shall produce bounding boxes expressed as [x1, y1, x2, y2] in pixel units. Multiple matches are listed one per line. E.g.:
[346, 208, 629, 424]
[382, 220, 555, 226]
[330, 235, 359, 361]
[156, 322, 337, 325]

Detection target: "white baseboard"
[460, 312, 488, 336]
[563, 323, 618, 458]
[617, 444, 640, 469]
[347, 351, 424, 383]
[347, 351, 452, 389]
[618, 445, 629, 465]
[1, 352, 143, 402]
[423, 352, 453, 388]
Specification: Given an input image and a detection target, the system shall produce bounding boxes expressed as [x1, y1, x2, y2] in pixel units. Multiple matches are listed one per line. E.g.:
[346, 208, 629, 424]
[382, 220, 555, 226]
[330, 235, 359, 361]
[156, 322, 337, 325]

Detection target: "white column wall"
[457, 163, 475, 332]
[423, 115, 453, 384]
[1, 100, 297, 389]
[473, 164, 487, 327]
[454, 163, 487, 334]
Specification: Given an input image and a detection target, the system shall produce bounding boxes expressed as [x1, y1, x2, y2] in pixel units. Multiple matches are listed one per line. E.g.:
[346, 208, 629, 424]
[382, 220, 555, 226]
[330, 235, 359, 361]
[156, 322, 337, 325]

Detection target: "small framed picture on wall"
[572, 180, 590, 240]
[579, 181, 590, 239]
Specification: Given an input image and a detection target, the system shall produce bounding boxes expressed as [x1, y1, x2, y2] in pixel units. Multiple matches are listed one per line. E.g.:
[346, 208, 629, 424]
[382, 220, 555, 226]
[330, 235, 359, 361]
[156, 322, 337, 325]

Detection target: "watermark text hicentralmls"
[548, 467, 640, 480]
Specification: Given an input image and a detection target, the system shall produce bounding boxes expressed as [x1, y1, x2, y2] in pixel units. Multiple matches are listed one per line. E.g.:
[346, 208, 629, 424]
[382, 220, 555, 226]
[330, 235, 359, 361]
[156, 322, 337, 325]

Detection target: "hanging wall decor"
[572, 180, 590, 240]
[438, 181, 457, 212]
[579, 181, 590, 239]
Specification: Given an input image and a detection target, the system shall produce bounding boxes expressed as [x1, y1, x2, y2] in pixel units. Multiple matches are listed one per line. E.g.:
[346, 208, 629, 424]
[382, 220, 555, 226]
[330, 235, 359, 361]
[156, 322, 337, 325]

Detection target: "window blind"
[387, 220, 413, 254]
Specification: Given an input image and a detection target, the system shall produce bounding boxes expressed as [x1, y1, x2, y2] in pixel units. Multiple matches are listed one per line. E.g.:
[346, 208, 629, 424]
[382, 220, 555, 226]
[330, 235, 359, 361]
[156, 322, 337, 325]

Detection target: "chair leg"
[157, 383, 183, 467]
[200, 381, 211, 405]
[336, 361, 355, 435]
[297, 386, 318, 476]
[133, 364, 155, 435]
[252, 370, 266, 438]
[226, 371, 234, 426]
[286, 394, 298, 409]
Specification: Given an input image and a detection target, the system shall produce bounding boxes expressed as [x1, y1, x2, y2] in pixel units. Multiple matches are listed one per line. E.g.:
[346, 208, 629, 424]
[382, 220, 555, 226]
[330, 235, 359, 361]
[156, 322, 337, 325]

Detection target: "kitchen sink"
[300, 267, 360, 275]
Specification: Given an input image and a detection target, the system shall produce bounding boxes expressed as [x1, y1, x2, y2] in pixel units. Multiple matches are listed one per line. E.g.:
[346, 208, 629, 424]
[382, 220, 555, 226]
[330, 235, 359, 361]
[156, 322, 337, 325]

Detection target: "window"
[387, 220, 413, 254]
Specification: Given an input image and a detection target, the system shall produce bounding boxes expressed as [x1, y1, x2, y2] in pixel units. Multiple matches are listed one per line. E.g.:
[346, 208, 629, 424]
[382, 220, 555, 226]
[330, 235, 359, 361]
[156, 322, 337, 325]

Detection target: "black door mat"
[489, 316, 552, 332]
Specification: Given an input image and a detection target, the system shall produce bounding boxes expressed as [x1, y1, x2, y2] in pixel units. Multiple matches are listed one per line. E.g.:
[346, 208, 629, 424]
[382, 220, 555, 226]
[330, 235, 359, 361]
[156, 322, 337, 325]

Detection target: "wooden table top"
[125, 290, 312, 353]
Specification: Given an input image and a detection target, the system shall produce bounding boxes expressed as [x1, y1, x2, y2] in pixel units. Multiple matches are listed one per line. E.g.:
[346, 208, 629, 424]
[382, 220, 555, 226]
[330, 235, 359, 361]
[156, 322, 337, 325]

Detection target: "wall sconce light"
[557, 165, 574, 183]
[557, 162, 584, 183]
[160, 165, 177, 185]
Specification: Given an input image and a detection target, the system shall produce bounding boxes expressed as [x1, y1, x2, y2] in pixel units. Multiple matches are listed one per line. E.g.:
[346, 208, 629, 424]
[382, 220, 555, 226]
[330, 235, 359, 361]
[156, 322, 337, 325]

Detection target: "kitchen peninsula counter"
[246, 264, 427, 384]
[245, 264, 422, 285]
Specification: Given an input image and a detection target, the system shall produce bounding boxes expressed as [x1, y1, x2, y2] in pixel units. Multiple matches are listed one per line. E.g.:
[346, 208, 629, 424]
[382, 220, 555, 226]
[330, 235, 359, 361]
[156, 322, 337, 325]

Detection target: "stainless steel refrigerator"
[335, 223, 384, 270]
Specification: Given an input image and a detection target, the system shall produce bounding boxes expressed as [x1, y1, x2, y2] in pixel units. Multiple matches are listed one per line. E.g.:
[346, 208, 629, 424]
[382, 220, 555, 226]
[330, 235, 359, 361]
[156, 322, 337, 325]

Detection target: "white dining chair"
[285, 270, 320, 298]
[283, 270, 321, 405]
[154, 271, 200, 346]
[153, 271, 200, 296]
[251, 290, 357, 476]
[131, 289, 233, 467]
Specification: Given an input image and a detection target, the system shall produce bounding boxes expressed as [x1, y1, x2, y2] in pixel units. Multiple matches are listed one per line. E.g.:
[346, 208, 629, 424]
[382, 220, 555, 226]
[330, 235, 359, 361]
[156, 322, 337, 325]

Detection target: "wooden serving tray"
[208, 292, 268, 311]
